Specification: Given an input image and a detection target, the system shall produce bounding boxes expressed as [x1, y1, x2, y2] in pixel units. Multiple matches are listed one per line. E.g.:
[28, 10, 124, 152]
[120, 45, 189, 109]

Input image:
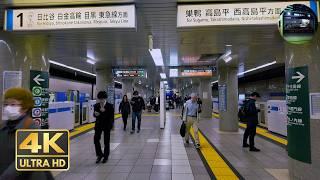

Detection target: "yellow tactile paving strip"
[190, 127, 240, 180]
[212, 113, 287, 146]
[70, 114, 122, 137]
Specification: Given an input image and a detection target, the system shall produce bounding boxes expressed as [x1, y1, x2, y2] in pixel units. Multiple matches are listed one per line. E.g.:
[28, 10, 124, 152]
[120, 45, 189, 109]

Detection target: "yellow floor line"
[190, 127, 239, 180]
[70, 114, 122, 137]
[212, 113, 287, 146]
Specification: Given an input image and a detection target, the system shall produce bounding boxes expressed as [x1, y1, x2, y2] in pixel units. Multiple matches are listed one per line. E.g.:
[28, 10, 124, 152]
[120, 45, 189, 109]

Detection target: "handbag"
[180, 121, 186, 137]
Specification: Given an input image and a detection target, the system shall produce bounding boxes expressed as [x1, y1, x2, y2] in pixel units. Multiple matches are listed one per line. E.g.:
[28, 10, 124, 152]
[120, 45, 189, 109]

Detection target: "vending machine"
[267, 100, 287, 136]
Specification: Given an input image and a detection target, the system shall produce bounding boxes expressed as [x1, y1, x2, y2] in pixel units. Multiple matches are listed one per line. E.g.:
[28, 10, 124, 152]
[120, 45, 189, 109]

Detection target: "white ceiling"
[0, 0, 292, 88]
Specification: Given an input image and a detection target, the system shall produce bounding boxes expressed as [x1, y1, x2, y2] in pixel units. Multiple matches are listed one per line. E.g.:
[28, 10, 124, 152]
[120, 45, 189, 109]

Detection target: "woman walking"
[119, 95, 131, 131]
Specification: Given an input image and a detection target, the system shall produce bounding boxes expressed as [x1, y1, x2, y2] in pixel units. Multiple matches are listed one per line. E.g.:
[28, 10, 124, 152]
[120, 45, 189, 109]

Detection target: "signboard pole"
[30, 70, 50, 129]
[287, 66, 311, 163]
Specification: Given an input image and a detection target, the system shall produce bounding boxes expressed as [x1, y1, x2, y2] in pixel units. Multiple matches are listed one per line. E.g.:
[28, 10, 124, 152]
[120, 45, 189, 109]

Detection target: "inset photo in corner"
[279, 4, 318, 44]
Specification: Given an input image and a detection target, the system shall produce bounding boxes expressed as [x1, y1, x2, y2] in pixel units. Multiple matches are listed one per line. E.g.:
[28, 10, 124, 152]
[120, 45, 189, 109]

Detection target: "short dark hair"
[97, 91, 108, 99]
[250, 92, 260, 98]
[133, 91, 139, 95]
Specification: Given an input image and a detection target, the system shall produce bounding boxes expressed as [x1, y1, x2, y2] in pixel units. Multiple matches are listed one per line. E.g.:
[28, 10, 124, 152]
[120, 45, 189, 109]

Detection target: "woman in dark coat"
[0, 88, 54, 180]
[119, 95, 131, 131]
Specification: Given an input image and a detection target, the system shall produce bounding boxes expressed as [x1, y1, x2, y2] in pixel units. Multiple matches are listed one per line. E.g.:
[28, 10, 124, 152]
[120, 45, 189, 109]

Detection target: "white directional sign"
[33, 74, 45, 85]
[4, 5, 136, 31]
[177, 1, 315, 27]
[292, 71, 305, 83]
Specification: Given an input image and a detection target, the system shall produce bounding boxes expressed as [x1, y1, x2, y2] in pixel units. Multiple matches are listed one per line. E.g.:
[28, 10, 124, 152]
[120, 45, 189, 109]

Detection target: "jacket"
[245, 98, 259, 125]
[94, 102, 114, 130]
[130, 96, 145, 112]
[119, 101, 131, 115]
[0, 116, 54, 180]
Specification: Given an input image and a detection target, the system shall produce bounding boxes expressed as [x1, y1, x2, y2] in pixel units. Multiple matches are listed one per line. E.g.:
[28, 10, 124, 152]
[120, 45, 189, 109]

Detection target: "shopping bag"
[180, 121, 186, 137]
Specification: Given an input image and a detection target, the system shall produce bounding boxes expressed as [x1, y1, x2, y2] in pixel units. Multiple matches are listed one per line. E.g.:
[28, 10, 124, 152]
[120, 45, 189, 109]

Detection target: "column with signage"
[285, 41, 320, 179]
[12, 35, 50, 128]
[218, 64, 238, 132]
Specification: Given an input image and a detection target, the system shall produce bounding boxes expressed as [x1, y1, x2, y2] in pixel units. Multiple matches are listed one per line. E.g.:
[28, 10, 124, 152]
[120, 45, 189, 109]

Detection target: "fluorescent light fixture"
[163, 81, 168, 84]
[224, 56, 232, 63]
[86, 59, 96, 65]
[237, 61, 277, 76]
[149, 49, 164, 66]
[211, 80, 218, 84]
[160, 73, 167, 79]
[49, 60, 96, 76]
[169, 69, 178, 77]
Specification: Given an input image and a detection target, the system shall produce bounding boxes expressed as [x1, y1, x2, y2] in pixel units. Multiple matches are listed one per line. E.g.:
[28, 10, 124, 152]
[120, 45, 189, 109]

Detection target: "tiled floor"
[55, 110, 290, 180]
[198, 117, 289, 180]
[55, 111, 210, 180]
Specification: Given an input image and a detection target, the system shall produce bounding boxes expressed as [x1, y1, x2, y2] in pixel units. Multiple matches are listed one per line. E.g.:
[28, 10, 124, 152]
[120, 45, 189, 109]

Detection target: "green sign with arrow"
[287, 66, 311, 163]
[30, 70, 49, 129]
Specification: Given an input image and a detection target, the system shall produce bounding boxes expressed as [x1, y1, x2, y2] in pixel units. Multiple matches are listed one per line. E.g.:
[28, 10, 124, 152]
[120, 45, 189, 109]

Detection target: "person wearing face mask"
[93, 91, 114, 164]
[0, 88, 54, 180]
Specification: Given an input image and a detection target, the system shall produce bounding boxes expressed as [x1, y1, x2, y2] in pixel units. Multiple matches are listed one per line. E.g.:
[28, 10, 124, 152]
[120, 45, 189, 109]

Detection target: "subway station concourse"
[0, 0, 320, 180]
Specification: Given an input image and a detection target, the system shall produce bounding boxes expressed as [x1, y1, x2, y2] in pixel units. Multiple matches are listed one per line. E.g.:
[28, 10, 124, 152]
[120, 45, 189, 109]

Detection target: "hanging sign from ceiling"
[113, 69, 146, 78]
[177, 1, 316, 27]
[4, 5, 136, 31]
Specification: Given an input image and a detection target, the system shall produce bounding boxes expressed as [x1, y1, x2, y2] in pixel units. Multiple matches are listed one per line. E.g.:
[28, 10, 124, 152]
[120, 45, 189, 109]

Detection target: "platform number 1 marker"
[17, 13, 23, 27]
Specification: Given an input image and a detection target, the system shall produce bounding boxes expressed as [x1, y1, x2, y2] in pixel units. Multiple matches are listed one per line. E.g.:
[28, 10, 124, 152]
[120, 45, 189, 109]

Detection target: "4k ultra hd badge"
[16, 130, 70, 171]
[278, 4, 318, 44]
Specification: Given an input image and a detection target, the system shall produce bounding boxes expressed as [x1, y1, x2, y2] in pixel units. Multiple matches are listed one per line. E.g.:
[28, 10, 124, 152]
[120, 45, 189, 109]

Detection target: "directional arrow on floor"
[33, 74, 45, 85]
[292, 71, 305, 83]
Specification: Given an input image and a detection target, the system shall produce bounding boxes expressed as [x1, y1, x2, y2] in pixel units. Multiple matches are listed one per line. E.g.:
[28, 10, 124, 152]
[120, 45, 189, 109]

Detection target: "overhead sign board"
[177, 1, 314, 27]
[170, 67, 216, 77]
[4, 5, 136, 31]
[113, 69, 146, 78]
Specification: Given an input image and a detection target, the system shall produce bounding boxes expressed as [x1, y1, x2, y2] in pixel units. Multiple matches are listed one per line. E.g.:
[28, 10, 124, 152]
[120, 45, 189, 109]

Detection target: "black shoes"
[130, 130, 135, 134]
[123, 127, 126, 131]
[250, 147, 261, 152]
[102, 158, 108, 163]
[96, 156, 103, 164]
[137, 129, 140, 133]
[242, 144, 250, 148]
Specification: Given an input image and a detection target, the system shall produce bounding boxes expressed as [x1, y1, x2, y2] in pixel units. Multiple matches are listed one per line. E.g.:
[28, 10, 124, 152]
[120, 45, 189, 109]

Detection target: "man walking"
[130, 91, 145, 134]
[242, 92, 261, 152]
[182, 93, 201, 149]
[93, 91, 114, 163]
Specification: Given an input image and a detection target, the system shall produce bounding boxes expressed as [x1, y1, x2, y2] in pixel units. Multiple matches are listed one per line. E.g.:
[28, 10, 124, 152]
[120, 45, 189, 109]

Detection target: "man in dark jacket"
[242, 92, 261, 152]
[94, 91, 114, 163]
[130, 91, 145, 134]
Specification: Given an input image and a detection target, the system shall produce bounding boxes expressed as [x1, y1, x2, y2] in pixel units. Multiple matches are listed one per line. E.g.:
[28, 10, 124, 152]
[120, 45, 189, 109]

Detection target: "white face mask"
[2, 106, 22, 121]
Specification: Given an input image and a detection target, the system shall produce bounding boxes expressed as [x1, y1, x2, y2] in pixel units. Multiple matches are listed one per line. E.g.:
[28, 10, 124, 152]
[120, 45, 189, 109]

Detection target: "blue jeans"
[132, 111, 142, 130]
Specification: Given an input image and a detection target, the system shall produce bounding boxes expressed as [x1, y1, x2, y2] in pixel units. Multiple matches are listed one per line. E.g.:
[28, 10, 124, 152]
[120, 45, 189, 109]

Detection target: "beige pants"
[185, 117, 200, 144]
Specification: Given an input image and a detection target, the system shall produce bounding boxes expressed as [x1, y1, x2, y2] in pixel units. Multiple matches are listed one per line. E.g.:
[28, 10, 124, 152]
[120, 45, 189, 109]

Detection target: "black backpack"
[238, 100, 249, 122]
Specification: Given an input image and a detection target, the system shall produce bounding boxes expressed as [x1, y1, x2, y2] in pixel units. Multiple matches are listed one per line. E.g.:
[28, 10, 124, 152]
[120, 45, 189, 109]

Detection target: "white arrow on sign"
[33, 74, 45, 85]
[292, 71, 305, 83]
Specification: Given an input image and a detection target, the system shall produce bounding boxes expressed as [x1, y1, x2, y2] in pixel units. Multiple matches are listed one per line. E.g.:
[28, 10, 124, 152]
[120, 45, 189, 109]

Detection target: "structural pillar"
[218, 64, 239, 132]
[96, 67, 113, 94]
[122, 79, 133, 99]
[160, 81, 166, 129]
[285, 36, 320, 179]
[199, 78, 212, 118]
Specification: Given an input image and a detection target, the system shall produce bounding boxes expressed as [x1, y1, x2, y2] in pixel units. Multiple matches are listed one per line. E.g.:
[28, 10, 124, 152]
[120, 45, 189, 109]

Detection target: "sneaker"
[137, 130, 140, 133]
[130, 130, 135, 134]
[242, 144, 250, 148]
[195, 144, 200, 149]
[249, 147, 261, 152]
[102, 158, 108, 163]
[96, 156, 102, 164]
